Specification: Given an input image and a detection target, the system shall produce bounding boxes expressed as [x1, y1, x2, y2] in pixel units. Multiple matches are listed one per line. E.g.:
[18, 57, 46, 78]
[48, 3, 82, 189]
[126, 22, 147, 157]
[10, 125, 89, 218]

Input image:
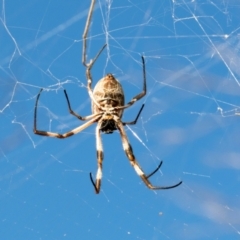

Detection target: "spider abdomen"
[92, 74, 124, 118]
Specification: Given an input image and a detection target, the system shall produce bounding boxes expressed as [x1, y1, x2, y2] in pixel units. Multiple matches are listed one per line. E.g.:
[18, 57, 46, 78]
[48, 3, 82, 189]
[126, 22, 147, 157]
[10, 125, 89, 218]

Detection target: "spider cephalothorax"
[33, 0, 182, 194]
[99, 118, 117, 134]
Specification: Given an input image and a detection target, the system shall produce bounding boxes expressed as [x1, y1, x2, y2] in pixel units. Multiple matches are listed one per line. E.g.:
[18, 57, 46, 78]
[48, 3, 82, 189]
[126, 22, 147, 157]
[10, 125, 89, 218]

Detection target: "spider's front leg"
[117, 121, 182, 190]
[90, 123, 104, 194]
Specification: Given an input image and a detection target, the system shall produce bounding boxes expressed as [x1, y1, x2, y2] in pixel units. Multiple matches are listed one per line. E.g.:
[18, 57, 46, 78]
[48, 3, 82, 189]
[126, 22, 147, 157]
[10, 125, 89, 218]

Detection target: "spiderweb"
[1, 0, 240, 239]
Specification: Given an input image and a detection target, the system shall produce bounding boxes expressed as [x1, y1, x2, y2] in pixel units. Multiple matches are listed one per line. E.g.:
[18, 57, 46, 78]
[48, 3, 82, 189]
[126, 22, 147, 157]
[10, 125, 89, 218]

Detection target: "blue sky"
[1, 0, 240, 239]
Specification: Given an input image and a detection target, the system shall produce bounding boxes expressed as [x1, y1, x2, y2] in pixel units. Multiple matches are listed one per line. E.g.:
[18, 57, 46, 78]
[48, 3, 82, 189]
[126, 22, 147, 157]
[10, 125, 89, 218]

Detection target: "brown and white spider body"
[33, 0, 182, 194]
[92, 73, 124, 133]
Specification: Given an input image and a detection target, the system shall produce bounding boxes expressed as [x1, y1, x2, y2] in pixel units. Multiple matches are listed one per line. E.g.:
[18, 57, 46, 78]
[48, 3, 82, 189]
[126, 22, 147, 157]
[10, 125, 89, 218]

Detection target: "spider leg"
[122, 104, 144, 125]
[33, 88, 101, 138]
[82, 0, 106, 109]
[146, 161, 163, 178]
[82, 0, 96, 67]
[85, 44, 106, 93]
[89, 122, 103, 194]
[64, 89, 101, 121]
[117, 56, 146, 111]
[117, 121, 182, 190]
[85, 44, 107, 109]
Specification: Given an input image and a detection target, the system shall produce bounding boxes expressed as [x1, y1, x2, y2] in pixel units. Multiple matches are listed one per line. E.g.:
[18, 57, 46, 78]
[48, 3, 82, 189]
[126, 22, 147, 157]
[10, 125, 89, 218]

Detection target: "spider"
[33, 0, 182, 194]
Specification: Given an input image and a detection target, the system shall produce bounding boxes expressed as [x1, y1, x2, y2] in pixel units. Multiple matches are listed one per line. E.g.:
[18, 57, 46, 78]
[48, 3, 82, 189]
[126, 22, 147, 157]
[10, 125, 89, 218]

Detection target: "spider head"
[100, 118, 117, 134]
